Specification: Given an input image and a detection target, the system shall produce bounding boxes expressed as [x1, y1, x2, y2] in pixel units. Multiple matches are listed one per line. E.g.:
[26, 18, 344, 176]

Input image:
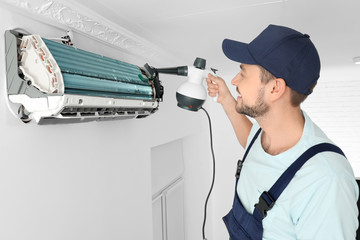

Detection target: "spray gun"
[144, 57, 217, 111]
[145, 57, 218, 240]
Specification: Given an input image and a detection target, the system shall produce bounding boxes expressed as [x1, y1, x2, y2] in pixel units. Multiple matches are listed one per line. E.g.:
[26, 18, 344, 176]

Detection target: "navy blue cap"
[222, 24, 320, 95]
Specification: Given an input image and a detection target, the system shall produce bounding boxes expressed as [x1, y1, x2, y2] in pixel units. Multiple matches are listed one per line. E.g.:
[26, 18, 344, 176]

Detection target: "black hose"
[200, 107, 216, 240]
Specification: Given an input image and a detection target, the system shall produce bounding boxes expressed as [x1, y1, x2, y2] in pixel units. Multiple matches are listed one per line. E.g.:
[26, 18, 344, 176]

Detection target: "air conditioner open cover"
[4, 30, 162, 124]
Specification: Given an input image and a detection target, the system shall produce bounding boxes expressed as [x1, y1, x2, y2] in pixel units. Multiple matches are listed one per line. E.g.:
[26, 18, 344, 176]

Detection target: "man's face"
[231, 64, 269, 118]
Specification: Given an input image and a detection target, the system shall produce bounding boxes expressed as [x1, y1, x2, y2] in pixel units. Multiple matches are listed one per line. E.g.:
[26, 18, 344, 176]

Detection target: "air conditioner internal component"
[4, 30, 163, 124]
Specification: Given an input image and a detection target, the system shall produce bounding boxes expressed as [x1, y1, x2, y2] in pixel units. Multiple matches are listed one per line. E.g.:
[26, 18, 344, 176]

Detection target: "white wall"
[182, 130, 214, 240]
[303, 65, 360, 177]
[0, 4, 209, 240]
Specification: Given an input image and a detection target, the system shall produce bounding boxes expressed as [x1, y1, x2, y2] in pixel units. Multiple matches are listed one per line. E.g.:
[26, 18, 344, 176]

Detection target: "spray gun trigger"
[210, 68, 218, 75]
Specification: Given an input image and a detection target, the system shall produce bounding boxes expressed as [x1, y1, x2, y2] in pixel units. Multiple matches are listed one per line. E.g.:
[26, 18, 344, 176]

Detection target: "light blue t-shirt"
[237, 111, 359, 240]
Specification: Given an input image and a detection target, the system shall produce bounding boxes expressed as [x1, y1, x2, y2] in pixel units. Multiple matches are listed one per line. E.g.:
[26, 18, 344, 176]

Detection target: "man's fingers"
[209, 92, 217, 97]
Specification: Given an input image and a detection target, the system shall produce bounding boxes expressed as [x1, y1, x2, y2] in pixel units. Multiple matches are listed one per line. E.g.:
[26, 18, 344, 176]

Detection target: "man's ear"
[269, 78, 286, 100]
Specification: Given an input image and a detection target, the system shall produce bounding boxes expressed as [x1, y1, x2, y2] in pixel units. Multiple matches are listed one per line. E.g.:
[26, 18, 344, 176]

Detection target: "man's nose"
[231, 73, 241, 86]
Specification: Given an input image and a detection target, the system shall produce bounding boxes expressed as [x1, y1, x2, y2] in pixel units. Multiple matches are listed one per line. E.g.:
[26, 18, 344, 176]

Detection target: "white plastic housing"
[9, 94, 158, 123]
[176, 66, 207, 100]
[19, 35, 64, 94]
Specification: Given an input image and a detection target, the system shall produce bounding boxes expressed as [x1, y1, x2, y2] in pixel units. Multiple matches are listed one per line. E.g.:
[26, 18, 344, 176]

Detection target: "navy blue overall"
[223, 128, 346, 240]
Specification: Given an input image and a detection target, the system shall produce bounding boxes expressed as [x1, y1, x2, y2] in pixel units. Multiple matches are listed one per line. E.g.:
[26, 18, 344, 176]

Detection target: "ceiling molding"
[3, 0, 178, 64]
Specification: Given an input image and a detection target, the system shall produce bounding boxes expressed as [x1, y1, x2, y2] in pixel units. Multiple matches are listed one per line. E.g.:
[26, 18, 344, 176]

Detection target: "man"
[206, 24, 358, 239]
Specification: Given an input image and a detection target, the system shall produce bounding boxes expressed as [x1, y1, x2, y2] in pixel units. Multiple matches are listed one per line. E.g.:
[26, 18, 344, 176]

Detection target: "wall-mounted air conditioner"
[4, 30, 163, 124]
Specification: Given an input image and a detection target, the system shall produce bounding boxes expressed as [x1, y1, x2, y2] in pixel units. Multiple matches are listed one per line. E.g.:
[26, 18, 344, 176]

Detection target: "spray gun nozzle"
[143, 63, 188, 77]
[155, 66, 188, 76]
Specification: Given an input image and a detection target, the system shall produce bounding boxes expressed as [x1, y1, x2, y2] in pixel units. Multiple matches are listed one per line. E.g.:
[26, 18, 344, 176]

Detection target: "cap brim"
[222, 39, 257, 64]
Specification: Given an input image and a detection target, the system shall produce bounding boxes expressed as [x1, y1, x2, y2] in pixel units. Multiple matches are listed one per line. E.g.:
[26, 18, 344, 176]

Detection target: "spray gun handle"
[208, 68, 219, 102]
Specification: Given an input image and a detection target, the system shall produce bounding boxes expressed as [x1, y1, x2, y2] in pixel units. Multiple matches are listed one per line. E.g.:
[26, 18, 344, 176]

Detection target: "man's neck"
[256, 107, 305, 156]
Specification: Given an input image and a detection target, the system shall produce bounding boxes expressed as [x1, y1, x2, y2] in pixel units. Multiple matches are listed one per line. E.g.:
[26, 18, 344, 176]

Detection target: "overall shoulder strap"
[243, 128, 262, 163]
[254, 143, 346, 220]
[235, 128, 262, 179]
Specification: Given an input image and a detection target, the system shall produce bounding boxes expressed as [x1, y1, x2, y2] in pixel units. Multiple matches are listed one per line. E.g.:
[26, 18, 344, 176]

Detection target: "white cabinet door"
[151, 140, 185, 240]
[151, 139, 184, 197]
[164, 179, 185, 240]
[152, 195, 164, 240]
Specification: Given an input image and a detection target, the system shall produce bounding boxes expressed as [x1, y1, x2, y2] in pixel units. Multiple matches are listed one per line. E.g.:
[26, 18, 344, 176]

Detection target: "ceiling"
[70, 0, 360, 76]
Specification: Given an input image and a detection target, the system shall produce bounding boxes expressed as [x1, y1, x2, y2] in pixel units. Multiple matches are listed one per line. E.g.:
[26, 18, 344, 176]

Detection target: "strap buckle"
[254, 191, 275, 219]
[235, 159, 243, 179]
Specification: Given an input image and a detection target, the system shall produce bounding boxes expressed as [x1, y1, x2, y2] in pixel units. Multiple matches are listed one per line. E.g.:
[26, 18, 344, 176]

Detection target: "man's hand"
[206, 73, 234, 105]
